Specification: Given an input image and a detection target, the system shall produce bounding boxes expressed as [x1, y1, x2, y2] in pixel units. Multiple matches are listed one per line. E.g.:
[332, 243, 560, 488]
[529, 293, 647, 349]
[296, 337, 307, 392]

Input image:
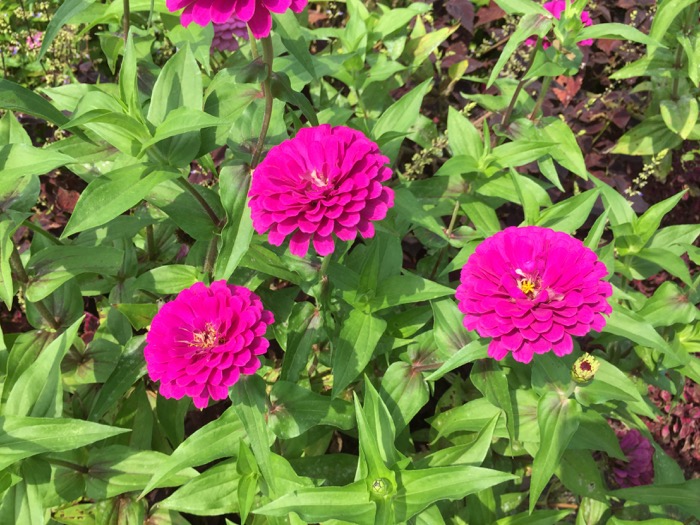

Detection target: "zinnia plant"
[456, 226, 613, 363]
[144, 281, 274, 409]
[248, 124, 395, 257]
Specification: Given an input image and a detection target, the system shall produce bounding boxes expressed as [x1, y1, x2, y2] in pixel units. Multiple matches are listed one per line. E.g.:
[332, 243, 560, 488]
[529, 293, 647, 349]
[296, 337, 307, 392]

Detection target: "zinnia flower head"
[525, 0, 593, 48]
[249, 124, 394, 257]
[212, 14, 249, 52]
[166, 0, 307, 38]
[612, 429, 655, 488]
[571, 353, 599, 383]
[455, 226, 612, 364]
[144, 280, 274, 409]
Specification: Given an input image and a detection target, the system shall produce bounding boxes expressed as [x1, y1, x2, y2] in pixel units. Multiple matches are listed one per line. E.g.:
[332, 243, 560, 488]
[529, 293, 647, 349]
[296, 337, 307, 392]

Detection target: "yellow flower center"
[190, 323, 222, 349]
[518, 279, 536, 296]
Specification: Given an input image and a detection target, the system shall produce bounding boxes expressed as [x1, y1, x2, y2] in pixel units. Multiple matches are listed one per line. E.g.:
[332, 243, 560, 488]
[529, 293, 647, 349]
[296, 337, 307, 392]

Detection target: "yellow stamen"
[518, 279, 536, 296]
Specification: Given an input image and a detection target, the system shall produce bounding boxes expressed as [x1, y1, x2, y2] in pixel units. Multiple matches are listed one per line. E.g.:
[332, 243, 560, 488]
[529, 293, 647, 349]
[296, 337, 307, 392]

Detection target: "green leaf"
[88, 336, 147, 421]
[635, 247, 692, 286]
[331, 309, 387, 396]
[159, 458, 241, 516]
[535, 189, 599, 233]
[425, 340, 489, 381]
[0, 112, 31, 145]
[63, 165, 180, 237]
[140, 107, 223, 150]
[379, 361, 429, 433]
[280, 302, 322, 381]
[394, 466, 517, 522]
[417, 413, 499, 468]
[268, 381, 354, 439]
[0, 143, 73, 179]
[140, 406, 244, 497]
[0, 477, 44, 525]
[529, 392, 581, 513]
[87, 445, 197, 499]
[603, 305, 687, 367]
[577, 23, 658, 46]
[119, 31, 140, 117]
[649, 0, 696, 42]
[4, 317, 82, 417]
[255, 481, 375, 524]
[373, 79, 433, 162]
[147, 45, 202, 126]
[489, 140, 555, 169]
[613, 116, 683, 155]
[635, 190, 687, 246]
[660, 97, 698, 139]
[487, 14, 552, 88]
[133, 264, 202, 295]
[432, 299, 473, 357]
[637, 281, 697, 327]
[231, 375, 276, 495]
[368, 273, 454, 312]
[609, 479, 700, 517]
[274, 10, 317, 80]
[0, 79, 70, 126]
[358, 379, 402, 472]
[495, 0, 550, 15]
[26, 246, 123, 302]
[471, 360, 515, 442]
[494, 510, 573, 525]
[0, 416, 128, 471]
[213, 164, 254, 281]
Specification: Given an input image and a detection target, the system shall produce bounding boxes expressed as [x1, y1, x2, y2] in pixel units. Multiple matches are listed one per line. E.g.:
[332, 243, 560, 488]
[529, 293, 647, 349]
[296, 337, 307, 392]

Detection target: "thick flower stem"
[251, 37, 275, 169]
[146, 224, 157, 261]
[529, 76, 553, 121]
[318, 254, 332, 309]
[203, 235, 219, 278]
[9, 246, 60, 330]
[123, 0, 130, 43]
[430, 200, 461, 280]
[501, 40, 540, 129]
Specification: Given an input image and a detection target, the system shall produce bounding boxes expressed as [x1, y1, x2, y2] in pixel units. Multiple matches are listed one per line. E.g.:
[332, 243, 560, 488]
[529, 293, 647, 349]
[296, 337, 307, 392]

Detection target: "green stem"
[529, 76, 553, 120]
[122, 0, 130, 42]
[203, 235, 218, 279]
[671, 5, 696, 101]
[430, 200, 461, 280]
[177, 178, 221, 226]
[445, 199, 461, 236]
[251, 37, 275, 169]
[146, 224, 157, 261]
[318, 254, 332, 310]
[22, 220, 61, 245]
[9, 246, 60, 330]
[45, 458, 89, 474]
[501, 39, 540, 129]
[248, 28, 260, 59]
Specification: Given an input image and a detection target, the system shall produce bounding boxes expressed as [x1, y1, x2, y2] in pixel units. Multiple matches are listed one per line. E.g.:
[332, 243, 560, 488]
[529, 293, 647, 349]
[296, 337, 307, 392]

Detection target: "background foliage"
[0, 0, 699, 524]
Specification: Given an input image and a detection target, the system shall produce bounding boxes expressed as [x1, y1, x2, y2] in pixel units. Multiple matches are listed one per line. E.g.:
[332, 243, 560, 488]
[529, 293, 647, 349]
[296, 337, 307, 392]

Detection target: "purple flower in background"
[249, 124, 394, 257]
[144, 281, 274, 409]
[26, 32, 43, 50]
[612, 429, 655, 488]
[456, 226, 612, 363]
[525, 0, 593, 48]
[212, 14, 249, 52]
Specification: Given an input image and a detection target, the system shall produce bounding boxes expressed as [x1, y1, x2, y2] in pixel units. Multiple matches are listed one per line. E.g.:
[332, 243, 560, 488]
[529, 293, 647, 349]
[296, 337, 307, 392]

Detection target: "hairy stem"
[9, 246, 60, 330]
[502, 40, 540, 129]
[251, 37, 275, 169]
[529, 75, 553, 120]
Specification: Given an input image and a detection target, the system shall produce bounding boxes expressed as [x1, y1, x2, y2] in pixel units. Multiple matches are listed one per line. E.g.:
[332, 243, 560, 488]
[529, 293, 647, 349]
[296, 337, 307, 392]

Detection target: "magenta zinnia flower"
[612, 429, 655, 488]
[166, 0, 307, 38]
[212, 15, 249, 52]
[144, 281, 274, 409]
[456, 226, 612, 363]
[249, 124, 394, 257]
[525, 0, 593, 48]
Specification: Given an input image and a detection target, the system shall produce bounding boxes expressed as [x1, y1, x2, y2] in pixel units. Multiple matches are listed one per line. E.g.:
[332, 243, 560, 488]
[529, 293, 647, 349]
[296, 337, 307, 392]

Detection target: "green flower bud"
[571, 354, 600, 384]
[370, 478, 391, 497]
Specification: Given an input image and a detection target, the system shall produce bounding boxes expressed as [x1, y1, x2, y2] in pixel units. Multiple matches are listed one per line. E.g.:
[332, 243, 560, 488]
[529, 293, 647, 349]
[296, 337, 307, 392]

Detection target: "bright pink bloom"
[525, 0, 593, 48]
[166, 0, 307, 38]
[212, 14, 249, 52]
[144, 281, 274, 409]
[249, 125, 394, 257]
[612, 429, 655, 488]
[456, 226, 612, 364]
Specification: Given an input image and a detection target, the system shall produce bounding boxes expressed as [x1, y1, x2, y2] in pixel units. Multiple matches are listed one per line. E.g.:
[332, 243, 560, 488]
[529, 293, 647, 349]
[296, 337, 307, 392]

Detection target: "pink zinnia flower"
[165, 0, 308, 38]
[144, 281, 274, 409]
[455, 226, 612, 363]
[212, 14, 249, 52]
[249, 124, 394, 257]
[525, 0, 593, 48]
[612, 429, 655, 488]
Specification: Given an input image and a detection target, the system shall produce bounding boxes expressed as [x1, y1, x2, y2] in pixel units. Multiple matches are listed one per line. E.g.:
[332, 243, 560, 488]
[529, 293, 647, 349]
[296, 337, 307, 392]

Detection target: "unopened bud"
[571, 354, 599, 384]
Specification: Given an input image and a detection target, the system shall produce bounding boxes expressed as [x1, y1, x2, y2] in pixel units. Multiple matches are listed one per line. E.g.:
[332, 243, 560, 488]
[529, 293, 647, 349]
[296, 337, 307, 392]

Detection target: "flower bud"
[571, 354, 600, 384]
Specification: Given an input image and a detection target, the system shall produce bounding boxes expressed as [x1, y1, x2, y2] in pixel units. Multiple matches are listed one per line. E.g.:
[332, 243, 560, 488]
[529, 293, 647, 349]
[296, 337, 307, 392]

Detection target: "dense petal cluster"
[166, 0, 307, 38]
[212, 15, 249, 52]
[612, 429, 655, 488]
[525, 0, 593, 48]
[456, 226, 612, 363]
[249, 124, 394, 257]
[144, 281, 274, 409]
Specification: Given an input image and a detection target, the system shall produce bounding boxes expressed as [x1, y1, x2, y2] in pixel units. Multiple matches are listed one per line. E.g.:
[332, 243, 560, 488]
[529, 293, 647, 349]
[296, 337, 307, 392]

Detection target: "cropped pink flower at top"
[612, 429, 655, 488]
[144, 281, 274, 409]
[166, 0, 307, 38]
[212, 15, 249, 52]
[249, 125, 394, 257]
[456, 226, 612, 363]
[525, 0, 593, 48]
